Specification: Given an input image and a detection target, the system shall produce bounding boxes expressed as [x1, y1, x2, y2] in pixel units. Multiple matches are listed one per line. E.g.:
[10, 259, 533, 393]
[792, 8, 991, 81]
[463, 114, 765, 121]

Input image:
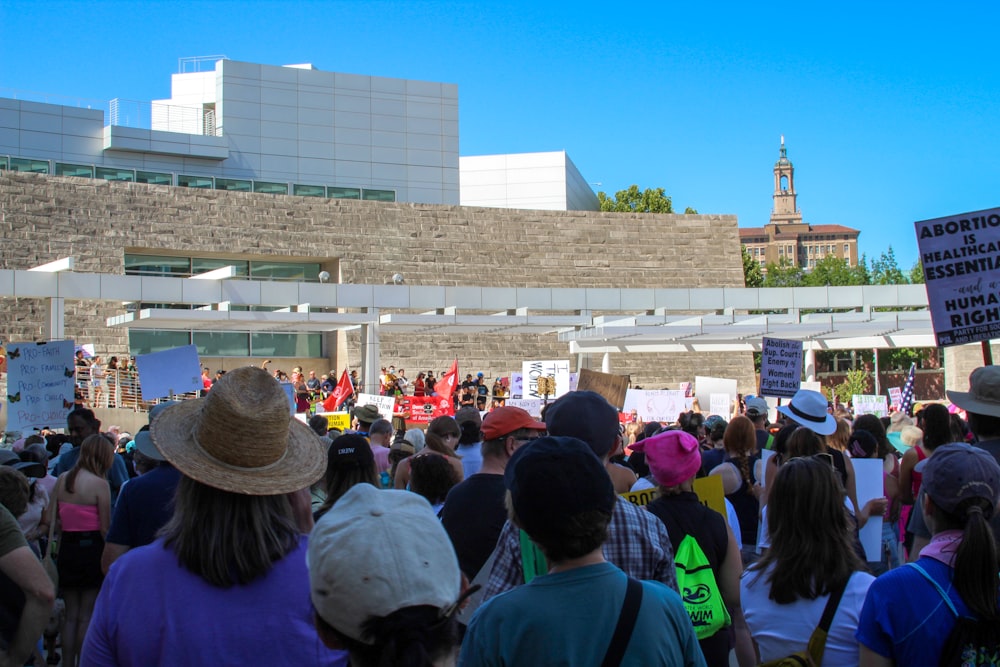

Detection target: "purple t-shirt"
[81, 536, 347, 667]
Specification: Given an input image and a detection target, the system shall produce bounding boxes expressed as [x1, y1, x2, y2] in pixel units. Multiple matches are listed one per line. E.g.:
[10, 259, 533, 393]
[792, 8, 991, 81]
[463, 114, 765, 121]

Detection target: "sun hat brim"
[776, 404, 837, 436]
[946, 389, 1000, 418]
[151, 399, 327, 495]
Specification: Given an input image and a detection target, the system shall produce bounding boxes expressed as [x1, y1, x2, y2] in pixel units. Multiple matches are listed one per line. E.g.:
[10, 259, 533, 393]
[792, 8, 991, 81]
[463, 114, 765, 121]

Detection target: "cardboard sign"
[853, 458, 885, 561]
[888, 387, 903, 410]
[759, 337, 802, 398]
[5, 340, 75, 434]
[134, 344, 202, 399]
[576, 368, 630, 409]
[709, 393, 730, 418]
[510, 372, 523, 399]
[695, 376, 737, 417]
[623, 389, 686, 423]
[521, 360, 571, 399]
[620, 476, 726, 516]
[915, 206, 1000, 346]
[504, 398, 544, 418]
[355, 393, 396, 421]
[853, 394, 889, 417]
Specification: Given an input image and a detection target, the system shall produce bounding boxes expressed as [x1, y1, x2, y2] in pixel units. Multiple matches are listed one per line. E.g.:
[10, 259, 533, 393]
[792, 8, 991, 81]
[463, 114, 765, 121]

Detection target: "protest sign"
[915, 206, 1000, 346]
[5, 340, 75, 434]
[279, 382, 296, 415]
[355, 393, 396, 421]
[888, 387, 903, 410]
[521, 360, 571, 399]
[853, 458, 885, 561]
[759, 337, 802, 398]
[510, 373, 523, 399]
[695, 376, 737, 416]
[853, 394, 889, 417]
[398, 395, 453, 424]
[709, 393, 730, 418]
[620, 476, 725, 516]
[504, 398, 544, 418]
[576, 368, 630, 409]
[312, 412, 352, 431]
[679, 382, 692, 397]
[134, 344, 202, 400]
[623, 389, 686, 423]
[569, 373, 579, 392]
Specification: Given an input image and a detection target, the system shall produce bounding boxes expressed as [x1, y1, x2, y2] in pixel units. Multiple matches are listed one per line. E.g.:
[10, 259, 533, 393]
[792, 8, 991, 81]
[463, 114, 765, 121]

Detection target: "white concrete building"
[460, 150, 598, 211]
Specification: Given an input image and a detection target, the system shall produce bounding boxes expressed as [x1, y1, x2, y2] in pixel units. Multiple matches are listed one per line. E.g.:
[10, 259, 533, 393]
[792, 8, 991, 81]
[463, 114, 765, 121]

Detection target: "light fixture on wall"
[318, 271, 330, 283]
[392, 273, 404, 285]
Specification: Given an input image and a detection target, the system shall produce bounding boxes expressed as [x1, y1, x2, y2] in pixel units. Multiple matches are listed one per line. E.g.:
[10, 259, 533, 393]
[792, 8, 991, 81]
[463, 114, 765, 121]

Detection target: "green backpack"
[674, 534, 730, 640]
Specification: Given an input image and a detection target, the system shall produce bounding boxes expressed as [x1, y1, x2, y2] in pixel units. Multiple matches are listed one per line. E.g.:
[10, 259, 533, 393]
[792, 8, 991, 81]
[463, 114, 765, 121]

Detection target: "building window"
[128, 330, 193, 356]
[293, 184, 326, 197]
[8, 158, 49, 174]
[362, 188, 396, 202]
[253, 181, 288, 195]
[193, 331, 251, 357]
[250, 260, 320, 282]
[55, 163, 95, 178]
[0, 156, 8, 170]
[843, 243, 849, 255]
[251, 332, 322, 358]
[96, 166, 135, 182]
[328, 187, 361, 199]
[178, 174, 214, 189]
[215, 178, 252, 192]
[136, 170, 172, 185]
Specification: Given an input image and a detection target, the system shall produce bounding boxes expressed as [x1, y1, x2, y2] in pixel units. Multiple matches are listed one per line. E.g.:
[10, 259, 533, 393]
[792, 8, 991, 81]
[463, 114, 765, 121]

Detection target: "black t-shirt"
[440, 473, 507, 579]
[700, 449, 760, 546]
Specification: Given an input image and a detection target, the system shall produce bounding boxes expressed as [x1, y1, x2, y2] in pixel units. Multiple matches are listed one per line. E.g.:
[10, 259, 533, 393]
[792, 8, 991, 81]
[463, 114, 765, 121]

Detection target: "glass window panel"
[251, 333, 321, 358]
[293, 184, 325, 197]
[215, 178, 252, 192]
[136, 170, 172, 185]
[178, 174, 214, 189]
[253, 181, 288, 195]
[128, 330, 191, 356]
[250, 261, 320, 282]
[9, 157, 49, 174]
[327, 187, 361, 199]
[125, 254, 191, 277]
[191, 258, 249, 277]
[362, 188, 396, 202]
[95, 166, 135, 182]
[55, 163, 94, 178]
[193, 331, 250, 357]
[0, 156, 8, 170]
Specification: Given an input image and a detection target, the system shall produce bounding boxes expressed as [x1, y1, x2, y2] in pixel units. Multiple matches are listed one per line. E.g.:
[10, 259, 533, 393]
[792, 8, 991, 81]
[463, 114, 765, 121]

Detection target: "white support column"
[602, 352, 611, 373]
[804, 346, 816, 382]
[360, 308, 380, 396]
[43, 297, 65, 340]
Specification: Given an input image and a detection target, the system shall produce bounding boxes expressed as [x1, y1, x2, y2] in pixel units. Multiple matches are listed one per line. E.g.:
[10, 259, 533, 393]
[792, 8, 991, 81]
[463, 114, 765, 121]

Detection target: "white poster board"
[504, 398, 544, 418]
[510, 373, 523, 399]
[759, 337, 802, 398]
[623, 389, 687, 423]
[853, 394, 889, 417]
[709, 393, 730, 417]
[5, 340, 75, 434]
[695, 376, 737, 416]
[521, 360, 571, 399]
[569, 372, 579, 392]
[853, 458, 885, 561]
[915, 206, 1000, 346]
[355, 393, 396, 421]
[134, 344, 202, 400]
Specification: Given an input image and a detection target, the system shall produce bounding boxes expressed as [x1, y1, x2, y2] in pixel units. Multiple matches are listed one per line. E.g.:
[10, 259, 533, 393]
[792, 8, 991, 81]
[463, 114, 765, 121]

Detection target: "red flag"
[323, 368, 354, 412]
[435, 360, 459, 413]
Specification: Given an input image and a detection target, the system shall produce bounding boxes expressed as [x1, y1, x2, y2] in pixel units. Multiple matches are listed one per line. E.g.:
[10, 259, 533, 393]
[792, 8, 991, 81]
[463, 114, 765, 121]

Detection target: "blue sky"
[3, 0, 998, 270]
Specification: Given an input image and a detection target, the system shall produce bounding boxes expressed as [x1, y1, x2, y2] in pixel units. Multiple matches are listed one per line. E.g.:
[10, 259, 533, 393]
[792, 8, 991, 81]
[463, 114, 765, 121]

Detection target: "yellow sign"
[619, 475, 727, 517]
[317, 412, 351, 432]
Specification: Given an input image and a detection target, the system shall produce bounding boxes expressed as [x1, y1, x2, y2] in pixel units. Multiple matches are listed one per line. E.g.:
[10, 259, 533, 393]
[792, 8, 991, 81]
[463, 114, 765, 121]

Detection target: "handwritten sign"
[759, 337, 802, 398]
[313, 412, 351, 432]
[853, 394, 889, 417]
[510, 373, 523, 399]
[577, 368, 630, 409]
[134, 345, 202, 399]
[916, 206, 1000, 346]
[888, 387, 903, 410]
[620, 476, 726, 516]
[623, 389, 686, 423]
[355, 393, 396, 421]
[504, 398, 544, 418]
[709, 393, 730, 417]
[5, 340, 75, 434]
[521, 360, 571, 399]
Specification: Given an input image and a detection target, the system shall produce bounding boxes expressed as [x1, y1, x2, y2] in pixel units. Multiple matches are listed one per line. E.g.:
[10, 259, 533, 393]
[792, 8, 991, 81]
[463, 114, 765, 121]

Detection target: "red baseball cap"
[481, 406, 546, 440]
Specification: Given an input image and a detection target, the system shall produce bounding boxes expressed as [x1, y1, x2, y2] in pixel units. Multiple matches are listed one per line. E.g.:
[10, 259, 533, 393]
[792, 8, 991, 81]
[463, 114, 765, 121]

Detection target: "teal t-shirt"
[459, 561, 706, 667]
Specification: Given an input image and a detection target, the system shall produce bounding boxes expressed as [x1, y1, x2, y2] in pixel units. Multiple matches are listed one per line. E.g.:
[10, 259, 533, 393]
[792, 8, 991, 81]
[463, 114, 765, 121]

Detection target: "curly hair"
[409, 453, 458, 506]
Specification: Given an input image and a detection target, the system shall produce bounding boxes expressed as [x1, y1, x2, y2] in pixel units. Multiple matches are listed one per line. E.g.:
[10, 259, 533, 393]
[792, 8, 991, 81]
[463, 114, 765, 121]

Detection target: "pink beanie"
[631, 429, 701, 487]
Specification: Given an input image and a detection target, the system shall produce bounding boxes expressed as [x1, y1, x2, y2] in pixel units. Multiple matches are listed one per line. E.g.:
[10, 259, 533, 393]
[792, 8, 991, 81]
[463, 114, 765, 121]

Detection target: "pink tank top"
[59, 501, 101, 532]
[911, 446, 928, 499]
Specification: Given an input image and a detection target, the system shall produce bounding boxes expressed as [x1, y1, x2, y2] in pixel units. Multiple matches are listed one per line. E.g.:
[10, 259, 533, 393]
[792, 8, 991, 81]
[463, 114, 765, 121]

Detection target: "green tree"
[742, 246, 763, 287]
[804, 255, 869, 286]
[870, 246, 907, 285]
[597, 185, 673, 213]
[827, 368, 871, 403]
[763, 258, 805, 287]
[909, 259, 925, 284]
[684, 207, 698, 214]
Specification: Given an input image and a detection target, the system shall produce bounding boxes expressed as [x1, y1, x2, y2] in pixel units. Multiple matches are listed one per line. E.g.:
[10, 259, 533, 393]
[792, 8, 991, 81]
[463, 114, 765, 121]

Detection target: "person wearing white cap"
[309, 484, 466, 666]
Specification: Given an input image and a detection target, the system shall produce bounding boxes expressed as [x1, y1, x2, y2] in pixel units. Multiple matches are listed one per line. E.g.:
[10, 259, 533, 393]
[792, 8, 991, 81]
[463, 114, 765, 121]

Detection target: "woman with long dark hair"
[394, 417, 464, 489]
[702, 415, 762, 562]
[857, 443, 1000, 665]
[742, 457, 874, 665]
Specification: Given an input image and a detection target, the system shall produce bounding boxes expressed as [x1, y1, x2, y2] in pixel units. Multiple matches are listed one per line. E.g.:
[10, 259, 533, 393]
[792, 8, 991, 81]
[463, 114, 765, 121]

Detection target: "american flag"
[900, 362, 917, 416]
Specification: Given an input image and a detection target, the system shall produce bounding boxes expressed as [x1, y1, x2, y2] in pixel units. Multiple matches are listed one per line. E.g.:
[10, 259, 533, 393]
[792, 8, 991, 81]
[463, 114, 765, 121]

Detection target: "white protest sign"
[853, 458, 885, 561]
[569, 372, 579, 392]
[915, 206, 1000, 346]
[510, 373, 523, 398]
[853, 394, 889, 417]
[709, 393, 730, 417]
[5, 340, 75, 434]
[695, 376, 737, 416]
[355, 393, 396, 421]
[623, 389, 687, 423]
[521, 360, 571, 399]
[134, 344, 202, 400]
[504, 398, 544, 418]
[759, 337, 802, 398]
[888, 387, 903, 410]
[679, 382, 692, 397]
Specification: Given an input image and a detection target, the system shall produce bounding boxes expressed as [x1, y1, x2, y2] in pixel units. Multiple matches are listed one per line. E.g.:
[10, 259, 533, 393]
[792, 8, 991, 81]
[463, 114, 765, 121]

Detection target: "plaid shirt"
[482, 497, 678, 601]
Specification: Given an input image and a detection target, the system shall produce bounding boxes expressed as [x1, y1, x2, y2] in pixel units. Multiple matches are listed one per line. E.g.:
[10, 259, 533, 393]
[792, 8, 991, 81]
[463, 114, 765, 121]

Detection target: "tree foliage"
[684, 207, 698, 214]
[597, 185, 673, 213]
[870, 247, 906, 285]
[742, 246, 763, 287]
[762, 258, 805, 287]
[827, 368, 871, 403]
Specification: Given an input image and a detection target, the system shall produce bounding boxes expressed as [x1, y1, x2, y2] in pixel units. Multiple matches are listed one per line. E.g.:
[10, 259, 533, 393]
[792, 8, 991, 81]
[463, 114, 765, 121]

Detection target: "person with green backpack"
[632, 428, 755, 667]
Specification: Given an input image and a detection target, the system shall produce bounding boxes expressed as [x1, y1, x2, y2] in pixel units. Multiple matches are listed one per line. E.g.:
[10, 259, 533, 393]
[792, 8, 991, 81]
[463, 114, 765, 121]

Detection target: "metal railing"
[178, 55, 229, 73]
[109, 99, 221, 137]
[0, 87, 108, 112]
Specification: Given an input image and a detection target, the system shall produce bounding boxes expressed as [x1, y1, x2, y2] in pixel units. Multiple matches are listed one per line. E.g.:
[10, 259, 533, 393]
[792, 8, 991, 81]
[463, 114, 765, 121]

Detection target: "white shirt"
[741, 567, 874, 666]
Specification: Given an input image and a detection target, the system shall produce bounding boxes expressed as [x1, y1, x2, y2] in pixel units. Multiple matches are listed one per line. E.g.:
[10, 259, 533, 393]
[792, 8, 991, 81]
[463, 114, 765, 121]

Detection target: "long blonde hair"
[66, 434, 114, 493]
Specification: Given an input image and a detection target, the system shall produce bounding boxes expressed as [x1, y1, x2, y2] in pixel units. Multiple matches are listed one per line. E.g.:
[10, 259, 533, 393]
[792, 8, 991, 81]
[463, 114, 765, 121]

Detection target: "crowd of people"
[1, 364, 999, 666]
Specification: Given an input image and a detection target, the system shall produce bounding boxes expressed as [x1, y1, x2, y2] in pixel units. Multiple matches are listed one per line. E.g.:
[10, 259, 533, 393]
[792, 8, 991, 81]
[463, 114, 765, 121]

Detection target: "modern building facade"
[740, 139, 860, 270]
[460, 151, 598, 211]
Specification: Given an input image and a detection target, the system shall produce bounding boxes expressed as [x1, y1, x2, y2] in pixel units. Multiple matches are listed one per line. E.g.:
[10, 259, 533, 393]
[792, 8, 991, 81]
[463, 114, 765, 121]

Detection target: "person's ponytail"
[951, 498, 999, 622]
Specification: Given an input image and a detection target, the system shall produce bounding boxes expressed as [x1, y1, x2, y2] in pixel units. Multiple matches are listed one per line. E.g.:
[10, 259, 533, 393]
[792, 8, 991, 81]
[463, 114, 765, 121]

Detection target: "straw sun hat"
[151, 366, 326, 495]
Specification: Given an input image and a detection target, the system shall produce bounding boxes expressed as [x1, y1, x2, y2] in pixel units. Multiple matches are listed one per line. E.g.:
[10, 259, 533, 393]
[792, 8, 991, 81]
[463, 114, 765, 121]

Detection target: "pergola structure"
[0, 264, 934, 392]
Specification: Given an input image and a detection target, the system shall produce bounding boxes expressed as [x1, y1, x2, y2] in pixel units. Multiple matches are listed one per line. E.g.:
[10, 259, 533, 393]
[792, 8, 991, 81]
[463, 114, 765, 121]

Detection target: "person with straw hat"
[81, 367, 346, 666]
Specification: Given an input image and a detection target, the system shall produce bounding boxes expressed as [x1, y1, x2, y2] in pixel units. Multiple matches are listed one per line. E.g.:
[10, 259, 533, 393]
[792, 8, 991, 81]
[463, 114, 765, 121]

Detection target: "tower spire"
[770, 137, 801, 224]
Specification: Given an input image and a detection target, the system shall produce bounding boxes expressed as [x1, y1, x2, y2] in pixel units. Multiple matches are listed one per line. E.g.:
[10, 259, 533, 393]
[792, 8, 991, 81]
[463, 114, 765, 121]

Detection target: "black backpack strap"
[601, 577, 643, 667]
[817, 579, 848, 632]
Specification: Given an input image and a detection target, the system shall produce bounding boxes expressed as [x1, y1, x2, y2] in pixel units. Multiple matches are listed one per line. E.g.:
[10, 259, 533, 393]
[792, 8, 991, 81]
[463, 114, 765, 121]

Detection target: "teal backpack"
[674, 534, 731, 639]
